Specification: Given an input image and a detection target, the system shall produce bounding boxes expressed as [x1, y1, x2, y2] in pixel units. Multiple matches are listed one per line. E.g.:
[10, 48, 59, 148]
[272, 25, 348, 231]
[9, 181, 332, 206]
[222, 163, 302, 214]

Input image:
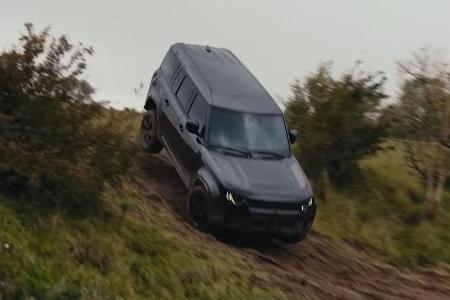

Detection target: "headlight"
[225, 191, 246, 206]
[300, 198, 313, 212]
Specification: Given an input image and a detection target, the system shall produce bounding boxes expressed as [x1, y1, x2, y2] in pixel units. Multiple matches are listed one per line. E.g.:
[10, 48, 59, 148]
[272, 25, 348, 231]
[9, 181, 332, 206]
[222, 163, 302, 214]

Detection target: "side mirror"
[288, 129, 298, 144]
[186, 119, 200, 135]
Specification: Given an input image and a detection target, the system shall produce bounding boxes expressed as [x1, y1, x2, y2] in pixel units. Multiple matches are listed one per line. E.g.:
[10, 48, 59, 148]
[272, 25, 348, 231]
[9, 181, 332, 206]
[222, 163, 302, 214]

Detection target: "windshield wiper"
[251, 150, 286, 159]
[209, 145, 252, 158]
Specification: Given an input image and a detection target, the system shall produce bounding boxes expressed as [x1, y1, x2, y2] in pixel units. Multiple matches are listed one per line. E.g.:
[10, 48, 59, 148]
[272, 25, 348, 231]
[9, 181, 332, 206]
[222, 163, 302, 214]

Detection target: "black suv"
[140, 43, 315, 243]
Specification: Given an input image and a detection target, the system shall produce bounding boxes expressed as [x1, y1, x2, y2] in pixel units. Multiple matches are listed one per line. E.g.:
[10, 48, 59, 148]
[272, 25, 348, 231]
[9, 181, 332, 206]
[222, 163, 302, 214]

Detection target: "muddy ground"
[134, 154, 450, 300]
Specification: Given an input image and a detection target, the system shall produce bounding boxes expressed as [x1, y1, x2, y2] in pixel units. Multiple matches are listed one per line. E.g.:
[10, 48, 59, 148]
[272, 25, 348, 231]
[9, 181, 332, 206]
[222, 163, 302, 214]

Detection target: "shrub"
[0, 24, 133, 215]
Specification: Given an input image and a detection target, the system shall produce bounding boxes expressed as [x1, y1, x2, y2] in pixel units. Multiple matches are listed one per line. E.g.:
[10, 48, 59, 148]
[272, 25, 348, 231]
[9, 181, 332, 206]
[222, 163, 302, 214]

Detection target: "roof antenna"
[205, 45, 211, 53]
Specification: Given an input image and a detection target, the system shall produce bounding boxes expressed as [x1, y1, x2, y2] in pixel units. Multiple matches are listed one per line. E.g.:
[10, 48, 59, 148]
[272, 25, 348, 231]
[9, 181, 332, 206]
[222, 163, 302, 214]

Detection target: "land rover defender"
[140, 43, 315, 243]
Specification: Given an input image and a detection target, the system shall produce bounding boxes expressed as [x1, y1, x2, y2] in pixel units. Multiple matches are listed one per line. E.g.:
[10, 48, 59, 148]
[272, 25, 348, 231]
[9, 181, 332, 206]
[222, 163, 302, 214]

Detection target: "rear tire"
[140, 110, 163, 153]
[187, 186, 213, 232]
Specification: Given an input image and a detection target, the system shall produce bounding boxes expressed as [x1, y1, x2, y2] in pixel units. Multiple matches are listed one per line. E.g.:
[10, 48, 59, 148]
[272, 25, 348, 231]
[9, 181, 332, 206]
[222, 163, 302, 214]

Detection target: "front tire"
[187, 186, 213, 232]
[140, 110, 163, 153]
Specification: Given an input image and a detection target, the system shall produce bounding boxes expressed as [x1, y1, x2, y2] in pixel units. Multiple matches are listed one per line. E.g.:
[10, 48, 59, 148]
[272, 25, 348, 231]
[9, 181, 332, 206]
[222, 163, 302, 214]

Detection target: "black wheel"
[140, 110, 163, 153]
[187, 186, 213, 231]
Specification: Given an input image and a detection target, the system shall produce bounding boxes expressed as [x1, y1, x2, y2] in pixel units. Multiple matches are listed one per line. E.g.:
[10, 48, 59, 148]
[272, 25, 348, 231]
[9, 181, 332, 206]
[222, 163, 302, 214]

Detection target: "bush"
[285, 63, 387, 185]
[0, 24, 133, 215]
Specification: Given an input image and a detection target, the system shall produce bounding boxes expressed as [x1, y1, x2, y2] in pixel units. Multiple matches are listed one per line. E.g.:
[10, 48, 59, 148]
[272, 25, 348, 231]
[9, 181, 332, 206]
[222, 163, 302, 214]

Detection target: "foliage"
[315, 140, 450, 268]
[0, 24, 133, 214]
[388, 50, 450, 218]
[0, 25, 286, 299]
[1, 24, 450, 300]
[285, 63, 387, 186]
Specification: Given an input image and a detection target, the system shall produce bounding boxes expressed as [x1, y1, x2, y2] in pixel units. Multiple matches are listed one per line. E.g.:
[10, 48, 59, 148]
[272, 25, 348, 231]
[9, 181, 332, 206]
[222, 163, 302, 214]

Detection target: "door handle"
[164, 99, 169, 106]
[178, 123, 184, 132]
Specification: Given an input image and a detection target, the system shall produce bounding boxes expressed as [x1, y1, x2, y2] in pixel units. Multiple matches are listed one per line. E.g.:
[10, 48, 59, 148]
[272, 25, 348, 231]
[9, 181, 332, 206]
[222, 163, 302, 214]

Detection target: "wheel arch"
[144, 96, 156, 110]
[192, 167, 220, 199]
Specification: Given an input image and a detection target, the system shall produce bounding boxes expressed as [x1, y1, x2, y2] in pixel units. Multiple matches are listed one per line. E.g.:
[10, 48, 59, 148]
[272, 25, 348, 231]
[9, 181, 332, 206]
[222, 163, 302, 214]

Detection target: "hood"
[202, 150, 313, 201]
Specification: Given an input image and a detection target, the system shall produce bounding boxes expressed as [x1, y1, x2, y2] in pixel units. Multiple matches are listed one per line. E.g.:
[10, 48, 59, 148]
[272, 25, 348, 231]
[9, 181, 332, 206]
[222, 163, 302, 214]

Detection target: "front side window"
[188, 93, 208, 134]
[208, 108, 290, 157]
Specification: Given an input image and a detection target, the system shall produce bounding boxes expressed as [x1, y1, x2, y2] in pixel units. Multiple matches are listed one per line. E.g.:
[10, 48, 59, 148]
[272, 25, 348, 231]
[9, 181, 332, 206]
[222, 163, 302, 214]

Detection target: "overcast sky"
[1, 0, 450, 109]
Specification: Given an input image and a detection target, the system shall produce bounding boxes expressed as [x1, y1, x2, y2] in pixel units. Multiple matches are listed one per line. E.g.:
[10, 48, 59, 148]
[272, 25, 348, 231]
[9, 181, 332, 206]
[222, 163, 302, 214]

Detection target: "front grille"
[246, 199, 303, 211]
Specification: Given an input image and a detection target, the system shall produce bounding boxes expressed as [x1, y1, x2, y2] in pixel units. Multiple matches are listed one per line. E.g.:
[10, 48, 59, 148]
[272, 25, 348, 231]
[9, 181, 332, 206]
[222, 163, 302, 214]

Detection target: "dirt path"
[135, 154, 450, 300]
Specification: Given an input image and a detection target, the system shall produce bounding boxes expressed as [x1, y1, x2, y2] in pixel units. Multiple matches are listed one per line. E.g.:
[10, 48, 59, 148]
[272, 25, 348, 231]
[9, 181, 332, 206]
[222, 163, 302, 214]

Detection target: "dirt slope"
[135, 154, 450, 300]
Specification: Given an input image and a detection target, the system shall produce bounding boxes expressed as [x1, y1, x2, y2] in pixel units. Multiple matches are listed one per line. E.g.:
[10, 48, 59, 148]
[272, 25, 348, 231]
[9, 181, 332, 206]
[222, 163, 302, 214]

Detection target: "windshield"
[207, 108, 290, 158]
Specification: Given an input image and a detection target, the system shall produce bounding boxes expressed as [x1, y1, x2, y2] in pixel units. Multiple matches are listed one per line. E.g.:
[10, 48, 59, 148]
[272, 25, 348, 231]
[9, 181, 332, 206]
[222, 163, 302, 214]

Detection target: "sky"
[1, 0, 450, 109]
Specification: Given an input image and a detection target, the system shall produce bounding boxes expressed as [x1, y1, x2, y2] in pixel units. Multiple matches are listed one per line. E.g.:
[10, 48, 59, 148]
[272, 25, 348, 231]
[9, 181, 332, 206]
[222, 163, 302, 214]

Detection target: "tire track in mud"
[135, 154, 450, 300]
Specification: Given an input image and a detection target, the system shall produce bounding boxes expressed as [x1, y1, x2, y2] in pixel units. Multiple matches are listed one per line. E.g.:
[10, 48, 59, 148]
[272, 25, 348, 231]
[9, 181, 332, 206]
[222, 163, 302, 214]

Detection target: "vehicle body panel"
[144, 43, 315, 241]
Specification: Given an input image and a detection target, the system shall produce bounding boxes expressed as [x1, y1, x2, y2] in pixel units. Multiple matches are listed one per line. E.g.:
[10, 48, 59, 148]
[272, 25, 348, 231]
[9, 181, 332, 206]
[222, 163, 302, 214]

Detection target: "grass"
[1, 117, 448, 299]
[0, 109, 287, 299]
[314, 140, 450, 268]
[0, 184, 286, 300]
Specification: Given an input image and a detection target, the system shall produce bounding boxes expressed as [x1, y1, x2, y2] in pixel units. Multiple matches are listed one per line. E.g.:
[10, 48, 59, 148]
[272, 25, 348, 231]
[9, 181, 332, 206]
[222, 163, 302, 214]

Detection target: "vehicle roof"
[170, 43, 281, 114]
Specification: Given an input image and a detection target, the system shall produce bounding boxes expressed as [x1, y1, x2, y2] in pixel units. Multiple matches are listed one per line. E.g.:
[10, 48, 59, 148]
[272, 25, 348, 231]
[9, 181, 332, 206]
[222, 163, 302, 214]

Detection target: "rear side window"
[160, 49, 179, 81]
[188, 93, 208, 134]
[176, 76, 196, 110]
[172, 71, 185, 94]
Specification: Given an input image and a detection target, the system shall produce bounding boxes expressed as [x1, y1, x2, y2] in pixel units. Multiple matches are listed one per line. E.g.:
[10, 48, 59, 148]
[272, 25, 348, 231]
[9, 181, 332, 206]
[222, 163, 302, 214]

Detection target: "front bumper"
[210, 195, 316, 238]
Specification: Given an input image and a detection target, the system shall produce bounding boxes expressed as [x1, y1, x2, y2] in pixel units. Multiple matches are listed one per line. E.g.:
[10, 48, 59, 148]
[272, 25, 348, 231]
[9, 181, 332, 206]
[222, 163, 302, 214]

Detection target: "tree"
[395, 50, 450, 219]
[0, 24, 132, 214]
[285, 63, 387, 188]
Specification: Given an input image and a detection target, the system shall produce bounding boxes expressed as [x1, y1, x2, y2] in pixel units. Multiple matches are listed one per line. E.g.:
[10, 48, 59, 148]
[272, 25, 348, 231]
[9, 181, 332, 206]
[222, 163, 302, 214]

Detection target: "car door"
[177, 92, 208, 181]
[159, 68, 185, 162]
[161, 70, 197, 183]
[157, 49, 180, 139]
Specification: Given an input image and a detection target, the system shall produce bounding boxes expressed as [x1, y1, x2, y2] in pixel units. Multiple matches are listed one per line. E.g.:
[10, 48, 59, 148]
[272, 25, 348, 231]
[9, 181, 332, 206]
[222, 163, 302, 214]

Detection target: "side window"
[160, 49, 179, 82]
[176, 76, 196, 110]
[188, 93, 208, 134]
[172, 71, 185, 94]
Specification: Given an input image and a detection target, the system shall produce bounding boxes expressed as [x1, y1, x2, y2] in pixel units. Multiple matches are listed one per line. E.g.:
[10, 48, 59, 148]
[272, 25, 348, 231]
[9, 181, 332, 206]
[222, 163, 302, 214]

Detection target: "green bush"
[0, 24, 133, 215]
[285, 63, 386, 185]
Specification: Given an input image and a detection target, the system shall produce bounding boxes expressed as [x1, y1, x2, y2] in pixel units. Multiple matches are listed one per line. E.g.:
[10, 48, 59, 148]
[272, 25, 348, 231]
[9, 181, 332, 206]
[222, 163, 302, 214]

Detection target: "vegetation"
[0, 24, 132, 215]
[285, 63, 386, 189]
[1, 22, 450, 299]
[314, 140, 450, 268]
[393, 50, 449, 219]
[0, 185, 283, 299]
[285, 59, 450, 268]
[0, 25, 285, 299]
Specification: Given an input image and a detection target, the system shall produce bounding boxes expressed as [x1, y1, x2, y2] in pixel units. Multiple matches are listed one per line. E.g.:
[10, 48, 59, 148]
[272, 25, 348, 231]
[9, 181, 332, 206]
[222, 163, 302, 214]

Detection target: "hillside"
[315, 140, 450, 268]
[135, 152, 450, 300]
[0, 145, 450, 299]
[3, 136, 450, 299]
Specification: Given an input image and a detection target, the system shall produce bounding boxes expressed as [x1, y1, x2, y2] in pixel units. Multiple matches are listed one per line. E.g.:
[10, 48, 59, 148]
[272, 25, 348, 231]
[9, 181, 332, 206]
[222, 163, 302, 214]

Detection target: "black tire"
[187, 185, 213, 232]
[140, 110, 163, 153]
